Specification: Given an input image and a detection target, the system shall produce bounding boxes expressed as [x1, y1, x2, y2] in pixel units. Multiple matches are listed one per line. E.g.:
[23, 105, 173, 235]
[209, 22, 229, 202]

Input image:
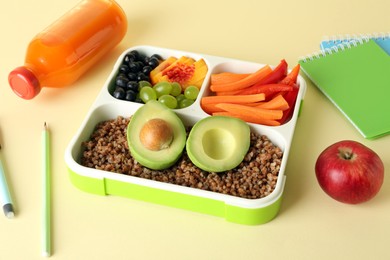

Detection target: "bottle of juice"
[8, 0, 127, 100]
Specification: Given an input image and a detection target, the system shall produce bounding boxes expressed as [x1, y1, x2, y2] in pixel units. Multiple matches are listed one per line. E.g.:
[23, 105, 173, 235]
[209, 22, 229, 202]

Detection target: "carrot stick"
[211, 72, 250, 85]
[210, 65, 272, 92]
[200, 93, 265, 105]
[201, 103, 224, 114]
[215, 103, 283, 120]
[202, 101, 264, 114]
[215, 89, 242, 96]
[256, 94, 289, 110]
[213, 112, 281, 126]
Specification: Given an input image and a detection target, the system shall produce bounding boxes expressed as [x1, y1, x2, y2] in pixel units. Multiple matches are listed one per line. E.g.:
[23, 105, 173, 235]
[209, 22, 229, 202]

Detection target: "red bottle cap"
[8, 67, 41, 100]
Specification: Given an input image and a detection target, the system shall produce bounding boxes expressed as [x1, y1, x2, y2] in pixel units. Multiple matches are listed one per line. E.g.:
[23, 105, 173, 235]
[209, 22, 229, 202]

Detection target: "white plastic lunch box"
[65, 45, 306, 225]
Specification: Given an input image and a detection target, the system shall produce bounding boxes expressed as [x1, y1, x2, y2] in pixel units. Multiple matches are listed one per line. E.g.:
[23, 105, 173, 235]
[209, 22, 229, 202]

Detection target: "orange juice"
[8, 0, 127, 100]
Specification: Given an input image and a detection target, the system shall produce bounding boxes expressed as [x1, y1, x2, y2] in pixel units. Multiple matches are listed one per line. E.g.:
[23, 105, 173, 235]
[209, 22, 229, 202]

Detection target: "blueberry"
[148, 57, 159, 68]
[116, 50, 159, 91]
[129, 62, 142, 73]
[115, 76, 129, 88]
[112, 87, 126, 100]
[151, 54, 163, 61]
[117, 73, 128, 78]
[127, 81, 139, 92]
[127, 72, 137, 81]
[143, 56, 151, 65]
[142, 65, 153, 75]
[119, 64, 130, 74]
[137, 72, 149, 82]
[129, 50, 140, 60]
[123, 54, 133, 64]
[138, 53, 147, 64]
[125, 90, 137, 101]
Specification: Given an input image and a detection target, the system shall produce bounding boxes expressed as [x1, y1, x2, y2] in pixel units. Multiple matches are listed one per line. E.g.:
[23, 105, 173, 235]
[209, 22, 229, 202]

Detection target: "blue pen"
[0, 144, 15, 218]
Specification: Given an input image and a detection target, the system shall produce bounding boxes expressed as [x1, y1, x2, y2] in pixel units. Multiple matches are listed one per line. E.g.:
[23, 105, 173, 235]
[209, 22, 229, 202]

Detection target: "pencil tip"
[6, 211, 14, 219]
[3, 204, 14, 218]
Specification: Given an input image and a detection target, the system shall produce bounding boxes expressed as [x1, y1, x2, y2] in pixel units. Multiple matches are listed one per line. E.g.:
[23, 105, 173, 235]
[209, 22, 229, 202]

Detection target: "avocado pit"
[139, 118, 173, 151]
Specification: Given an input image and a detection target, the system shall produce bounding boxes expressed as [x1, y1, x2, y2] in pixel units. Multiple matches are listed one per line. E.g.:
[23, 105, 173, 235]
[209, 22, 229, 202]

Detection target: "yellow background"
[1, 0, 389, 259]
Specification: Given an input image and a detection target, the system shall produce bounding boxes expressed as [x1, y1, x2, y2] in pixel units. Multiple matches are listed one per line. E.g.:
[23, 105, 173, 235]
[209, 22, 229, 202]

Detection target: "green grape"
[179, 98, 194, 108]
[176, 94, 186, 104]
[184, 86, 200, 100]
[158, 94, 178, 109]
[139, 86, 157, 103]
[170, 82, 182, 97]
[138, 80, 152, 90]
[153, 81, 172, 98]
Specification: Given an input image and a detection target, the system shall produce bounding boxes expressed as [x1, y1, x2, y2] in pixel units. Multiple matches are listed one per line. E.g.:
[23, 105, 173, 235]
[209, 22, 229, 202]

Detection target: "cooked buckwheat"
[80, 116, 283, 199]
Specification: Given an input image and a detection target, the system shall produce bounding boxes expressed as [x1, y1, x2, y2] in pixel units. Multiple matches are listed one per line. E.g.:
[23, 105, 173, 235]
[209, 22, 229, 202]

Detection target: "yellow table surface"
[1, 0, 389, 259]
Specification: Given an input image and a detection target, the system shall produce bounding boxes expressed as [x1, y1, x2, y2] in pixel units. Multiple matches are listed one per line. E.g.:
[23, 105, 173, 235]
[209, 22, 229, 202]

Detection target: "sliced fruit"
[159, 56, 196, 84]
[127, 100, 186, 170]
[149, 56, 208, 90]
[150, 56, 178, 85]
[191, 77, 207, 89]
[182, 58, 208, 89]
[155, 57, 194, 80]
[186, 116, 250, 172]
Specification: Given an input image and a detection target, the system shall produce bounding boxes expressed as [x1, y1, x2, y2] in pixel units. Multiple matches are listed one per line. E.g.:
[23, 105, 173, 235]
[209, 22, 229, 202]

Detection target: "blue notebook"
[320, 33, 390, 55]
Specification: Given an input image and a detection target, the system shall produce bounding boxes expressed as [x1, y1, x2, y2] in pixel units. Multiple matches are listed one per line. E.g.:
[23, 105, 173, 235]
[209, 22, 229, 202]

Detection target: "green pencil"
[42, 122, 51, 257]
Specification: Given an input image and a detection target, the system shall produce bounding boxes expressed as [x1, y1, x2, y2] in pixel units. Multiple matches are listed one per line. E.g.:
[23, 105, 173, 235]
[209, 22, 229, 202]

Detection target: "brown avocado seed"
[139, 118, 174, 151]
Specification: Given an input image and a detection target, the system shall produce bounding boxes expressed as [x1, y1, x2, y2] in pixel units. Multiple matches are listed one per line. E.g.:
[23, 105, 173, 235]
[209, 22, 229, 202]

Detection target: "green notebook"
[299, 39, 390, 139]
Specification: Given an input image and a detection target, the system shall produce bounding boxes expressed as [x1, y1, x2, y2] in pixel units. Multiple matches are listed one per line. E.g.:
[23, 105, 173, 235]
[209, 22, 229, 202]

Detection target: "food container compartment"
[65, 45, 307, 225]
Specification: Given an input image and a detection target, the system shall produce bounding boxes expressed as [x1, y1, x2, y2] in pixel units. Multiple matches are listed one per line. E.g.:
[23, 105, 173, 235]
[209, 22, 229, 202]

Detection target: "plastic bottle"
[8, 0, 127, 100]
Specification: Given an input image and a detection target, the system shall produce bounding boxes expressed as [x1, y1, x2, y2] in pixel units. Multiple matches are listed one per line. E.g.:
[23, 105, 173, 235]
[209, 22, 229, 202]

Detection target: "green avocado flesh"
[127, 100, 186, 170]
[186, 116, 250, 173]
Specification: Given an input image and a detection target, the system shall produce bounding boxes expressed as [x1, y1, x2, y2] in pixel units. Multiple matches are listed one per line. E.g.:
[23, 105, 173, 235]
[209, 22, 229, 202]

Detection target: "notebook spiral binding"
[323, 32, 390, 43]
[300, 37, 370, 63]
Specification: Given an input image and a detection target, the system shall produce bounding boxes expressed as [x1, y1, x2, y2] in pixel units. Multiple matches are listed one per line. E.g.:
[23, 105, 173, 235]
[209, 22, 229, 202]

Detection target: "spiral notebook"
[299, 39, 390, 139]
[320, 33, 390, 55]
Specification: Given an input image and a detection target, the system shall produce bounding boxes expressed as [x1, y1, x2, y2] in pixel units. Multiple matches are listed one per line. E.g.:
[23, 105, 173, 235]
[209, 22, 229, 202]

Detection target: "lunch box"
[64, 45, 306, 225]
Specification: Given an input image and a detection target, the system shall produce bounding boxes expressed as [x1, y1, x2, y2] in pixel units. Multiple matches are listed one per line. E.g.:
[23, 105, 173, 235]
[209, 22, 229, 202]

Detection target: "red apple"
[315, 140, 384, 204]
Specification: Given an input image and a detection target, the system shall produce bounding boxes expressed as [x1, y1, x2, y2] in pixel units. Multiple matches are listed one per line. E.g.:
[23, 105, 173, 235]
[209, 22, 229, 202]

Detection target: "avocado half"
[127, 100, 186, 170]
[186, 116, 250, 173]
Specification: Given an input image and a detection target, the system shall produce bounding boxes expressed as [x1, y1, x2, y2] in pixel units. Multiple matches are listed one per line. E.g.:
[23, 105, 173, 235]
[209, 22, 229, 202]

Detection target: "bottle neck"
[8, 66, 41, 100]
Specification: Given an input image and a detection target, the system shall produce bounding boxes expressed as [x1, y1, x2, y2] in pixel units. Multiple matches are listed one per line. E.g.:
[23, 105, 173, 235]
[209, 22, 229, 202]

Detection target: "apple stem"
[344, 152, 353, 160]
[339, 148, 354, 160]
